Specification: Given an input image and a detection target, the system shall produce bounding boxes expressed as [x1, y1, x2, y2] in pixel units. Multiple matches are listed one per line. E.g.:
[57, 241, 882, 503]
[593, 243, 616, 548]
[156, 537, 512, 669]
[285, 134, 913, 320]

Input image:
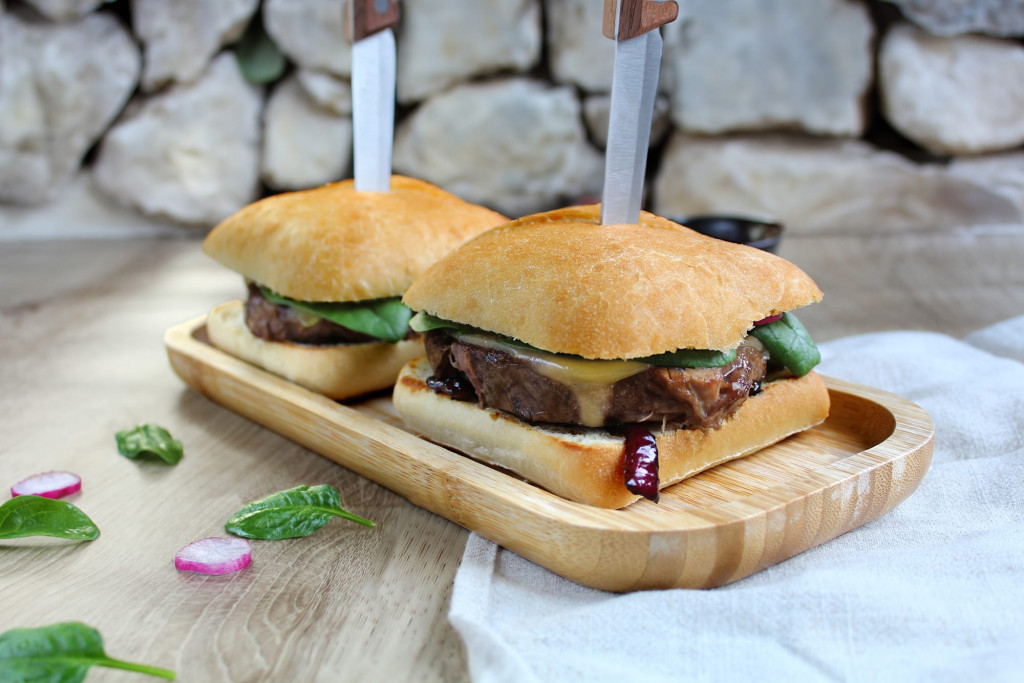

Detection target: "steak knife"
[600, 0, 678, 225]
[348, 0, 400, 193]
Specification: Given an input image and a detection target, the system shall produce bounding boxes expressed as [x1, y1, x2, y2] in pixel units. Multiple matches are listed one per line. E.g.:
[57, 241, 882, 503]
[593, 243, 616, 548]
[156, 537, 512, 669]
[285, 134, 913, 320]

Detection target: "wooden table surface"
[1, 227, 1022, 681]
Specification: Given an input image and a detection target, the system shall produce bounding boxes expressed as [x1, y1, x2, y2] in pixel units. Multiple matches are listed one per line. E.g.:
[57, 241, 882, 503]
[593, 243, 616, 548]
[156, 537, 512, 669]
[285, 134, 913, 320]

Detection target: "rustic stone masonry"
[1, 0, 1022, 237]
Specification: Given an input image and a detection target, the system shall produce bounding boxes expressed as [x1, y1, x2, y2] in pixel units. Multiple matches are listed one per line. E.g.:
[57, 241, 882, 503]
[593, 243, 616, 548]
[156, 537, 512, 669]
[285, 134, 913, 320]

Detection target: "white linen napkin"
[449, 315, 1024, 683]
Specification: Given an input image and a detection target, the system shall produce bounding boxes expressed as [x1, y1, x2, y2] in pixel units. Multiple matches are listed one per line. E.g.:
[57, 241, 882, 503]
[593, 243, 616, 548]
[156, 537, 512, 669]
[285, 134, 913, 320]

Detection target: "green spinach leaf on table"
[226, 485, 375, 540]
[0, 496, 99, 541]
[0, 621, 175, 681]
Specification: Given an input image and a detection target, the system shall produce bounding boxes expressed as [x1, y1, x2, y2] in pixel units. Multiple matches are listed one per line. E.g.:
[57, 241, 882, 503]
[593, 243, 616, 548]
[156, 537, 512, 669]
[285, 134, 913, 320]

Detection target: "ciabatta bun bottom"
[394, 356, 831, 508]
[207, 300, 423, 401]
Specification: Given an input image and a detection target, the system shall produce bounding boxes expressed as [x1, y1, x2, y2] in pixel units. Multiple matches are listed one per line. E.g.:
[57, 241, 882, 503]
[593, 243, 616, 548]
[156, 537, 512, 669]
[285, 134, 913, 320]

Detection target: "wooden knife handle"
[346, 0, 400, 42]
[603, 0, 679, 41]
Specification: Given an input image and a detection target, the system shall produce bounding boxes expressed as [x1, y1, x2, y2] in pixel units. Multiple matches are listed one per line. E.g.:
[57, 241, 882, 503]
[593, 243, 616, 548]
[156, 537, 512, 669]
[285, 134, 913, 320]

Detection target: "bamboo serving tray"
[166, 316, 934, 592]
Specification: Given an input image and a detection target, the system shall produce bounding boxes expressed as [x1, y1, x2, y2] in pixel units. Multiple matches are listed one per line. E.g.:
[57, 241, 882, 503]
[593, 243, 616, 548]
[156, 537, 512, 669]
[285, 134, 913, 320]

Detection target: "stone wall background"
[2, 0, 1023, 239]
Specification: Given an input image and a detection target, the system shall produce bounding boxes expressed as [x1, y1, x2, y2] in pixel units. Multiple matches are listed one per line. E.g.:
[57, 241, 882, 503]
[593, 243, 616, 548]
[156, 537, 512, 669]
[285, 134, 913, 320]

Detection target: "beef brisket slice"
[424, 330, 767, 430]
[244, 283, 377, 345]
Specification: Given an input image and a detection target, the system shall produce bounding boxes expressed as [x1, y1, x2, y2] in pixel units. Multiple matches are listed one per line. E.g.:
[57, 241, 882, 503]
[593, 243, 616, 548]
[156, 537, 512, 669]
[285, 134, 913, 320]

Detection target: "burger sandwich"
[393, 205, 830, 508]
[202, 175, 507, 400]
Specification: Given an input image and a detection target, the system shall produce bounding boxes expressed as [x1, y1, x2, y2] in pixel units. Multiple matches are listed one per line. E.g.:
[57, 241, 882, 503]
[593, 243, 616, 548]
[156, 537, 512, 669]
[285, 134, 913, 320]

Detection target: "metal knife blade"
[600, 28, 663, 226]
[351, 1, 398, 193]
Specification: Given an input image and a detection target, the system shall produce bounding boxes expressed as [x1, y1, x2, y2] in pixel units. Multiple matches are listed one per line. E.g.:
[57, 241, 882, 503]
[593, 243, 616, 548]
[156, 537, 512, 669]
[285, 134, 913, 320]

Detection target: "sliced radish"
[754, 313, 784, 326]
[174, 537, 252, 575]
[11, 471, 82, 499]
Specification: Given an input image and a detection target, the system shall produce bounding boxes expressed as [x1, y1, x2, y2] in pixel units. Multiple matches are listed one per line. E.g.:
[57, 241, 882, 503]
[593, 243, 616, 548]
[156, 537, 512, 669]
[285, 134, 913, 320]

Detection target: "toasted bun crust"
[394, 356, 830, 508]
[207, 300, 423, 400]
[202, 175, 507, 303]
[403, 205, 823, 357]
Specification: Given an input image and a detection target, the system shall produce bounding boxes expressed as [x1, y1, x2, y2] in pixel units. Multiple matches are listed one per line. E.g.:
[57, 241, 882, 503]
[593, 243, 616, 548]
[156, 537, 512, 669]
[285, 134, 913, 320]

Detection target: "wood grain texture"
[167, 318, 933, 592]
[603, 0, 679, 40]
[0, 242, 467, 682]
[1, 228, 1022, 680]
[347, 0, 399, 42]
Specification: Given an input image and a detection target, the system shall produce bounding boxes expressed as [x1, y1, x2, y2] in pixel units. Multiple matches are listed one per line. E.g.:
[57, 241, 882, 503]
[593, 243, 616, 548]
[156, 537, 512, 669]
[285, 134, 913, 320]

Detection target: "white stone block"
[663, 0, 873, 136]
[93, 54, 263, 226]
[0, 11, 140, 205]
[396, 0, 541, 104]
[132, 0, 259, 92]
[653, 133, 1023, 232]
[880, 24, 1024, 156]
[264, 0, 351, 77]
[262, 73, 352, 191]
[882, 0, 1024, 37]
[394, 78, 602, 218]
[297, 69, 352, 116]
[545, 0, 615, 93]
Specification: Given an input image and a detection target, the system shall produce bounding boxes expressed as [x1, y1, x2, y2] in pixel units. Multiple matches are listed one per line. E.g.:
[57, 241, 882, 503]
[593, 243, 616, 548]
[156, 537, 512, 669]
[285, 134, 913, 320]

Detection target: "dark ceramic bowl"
[669, 214, 784, 253]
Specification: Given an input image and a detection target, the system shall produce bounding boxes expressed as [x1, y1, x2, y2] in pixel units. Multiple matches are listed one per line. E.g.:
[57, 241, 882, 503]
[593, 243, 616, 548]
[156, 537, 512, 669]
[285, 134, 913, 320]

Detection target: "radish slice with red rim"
[11, 471, 82, 499]
[174, 537, 252, 575]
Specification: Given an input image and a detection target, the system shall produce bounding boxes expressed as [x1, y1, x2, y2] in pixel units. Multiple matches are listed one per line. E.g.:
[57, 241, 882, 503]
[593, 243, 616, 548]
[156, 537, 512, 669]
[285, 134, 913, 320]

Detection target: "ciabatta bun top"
[403, 204, 823, 359]
[203, 175, 507, 303]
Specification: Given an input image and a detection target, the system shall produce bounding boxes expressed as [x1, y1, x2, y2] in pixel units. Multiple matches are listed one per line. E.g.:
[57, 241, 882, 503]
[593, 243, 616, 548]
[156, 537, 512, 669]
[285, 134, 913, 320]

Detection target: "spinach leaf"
[115, 424, 183, 465]
[409, 311, 477, 335]
[259, 287, 413, 343]
[0, 496, 100, 541]
[749, 312, 821, 377]
[410, 312, 527, 346]
[0, 621, 176, 681]
[225, 485, 374, 540]
[642, 347, 737, 368]
[234, 16, 286, 84]
[411, 312, 737, 368]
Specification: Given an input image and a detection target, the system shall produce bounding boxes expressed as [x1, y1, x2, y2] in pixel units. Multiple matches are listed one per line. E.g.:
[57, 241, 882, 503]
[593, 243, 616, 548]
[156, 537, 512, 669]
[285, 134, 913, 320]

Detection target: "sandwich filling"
[412, 310, 821, 430]
[423, 330, 769, 431]
[244, 283, 416, 345]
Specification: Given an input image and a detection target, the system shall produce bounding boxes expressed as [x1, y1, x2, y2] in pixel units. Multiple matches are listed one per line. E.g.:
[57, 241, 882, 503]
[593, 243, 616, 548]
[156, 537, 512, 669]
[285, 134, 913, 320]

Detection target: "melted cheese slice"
[456, 333, 648, 427]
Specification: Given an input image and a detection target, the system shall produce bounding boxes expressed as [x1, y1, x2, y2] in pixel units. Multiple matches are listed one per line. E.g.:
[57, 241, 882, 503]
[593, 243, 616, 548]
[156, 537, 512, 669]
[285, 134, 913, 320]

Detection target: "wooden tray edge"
[165, 316, 935, 592]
